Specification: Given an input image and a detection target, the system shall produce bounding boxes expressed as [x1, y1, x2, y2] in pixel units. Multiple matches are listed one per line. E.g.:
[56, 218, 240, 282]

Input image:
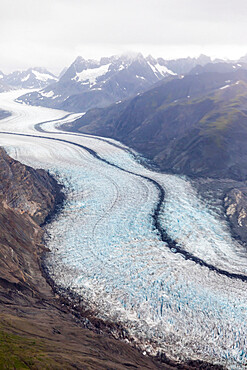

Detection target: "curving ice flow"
[0, 90, 247, 368]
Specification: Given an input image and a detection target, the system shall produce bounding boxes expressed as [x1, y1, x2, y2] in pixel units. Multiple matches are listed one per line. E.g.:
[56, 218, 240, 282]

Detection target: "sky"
[1, 0, 247, 75]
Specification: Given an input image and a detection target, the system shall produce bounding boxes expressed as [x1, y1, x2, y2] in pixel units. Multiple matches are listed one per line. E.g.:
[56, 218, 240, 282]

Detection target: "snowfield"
[0, 90, 247, 368]
[72, 63, 111, 86]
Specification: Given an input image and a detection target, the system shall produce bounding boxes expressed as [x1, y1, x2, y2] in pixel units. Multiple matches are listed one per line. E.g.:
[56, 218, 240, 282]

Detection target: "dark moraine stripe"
[1, 129, 247, 283]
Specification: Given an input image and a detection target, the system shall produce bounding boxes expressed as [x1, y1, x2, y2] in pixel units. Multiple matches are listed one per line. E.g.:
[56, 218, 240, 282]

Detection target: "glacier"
[0, 90, 247, 368]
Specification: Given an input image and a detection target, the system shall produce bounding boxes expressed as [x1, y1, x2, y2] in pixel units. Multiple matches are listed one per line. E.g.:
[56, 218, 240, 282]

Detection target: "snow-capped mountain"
[2, 67, 58, 89]
[18, 53, 177, 112]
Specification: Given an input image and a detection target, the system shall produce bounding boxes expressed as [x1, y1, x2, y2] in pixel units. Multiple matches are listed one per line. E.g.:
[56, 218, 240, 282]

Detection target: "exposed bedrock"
[192, 177, 247, 245]
[224, 187, 247, 243]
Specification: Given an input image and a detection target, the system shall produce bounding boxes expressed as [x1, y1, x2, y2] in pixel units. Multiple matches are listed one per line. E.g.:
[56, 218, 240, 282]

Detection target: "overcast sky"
[1, 0, 247, 75]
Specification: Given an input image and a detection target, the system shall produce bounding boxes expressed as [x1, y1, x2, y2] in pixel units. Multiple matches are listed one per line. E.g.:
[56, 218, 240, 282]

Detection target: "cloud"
[1, 0, 247, 73]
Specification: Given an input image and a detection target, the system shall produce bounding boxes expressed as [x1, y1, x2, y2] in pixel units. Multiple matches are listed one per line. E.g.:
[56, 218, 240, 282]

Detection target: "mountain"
[17, 53, 177, 112]
[239, 54, 247, 64]
[162, 54, 212, 74]
[17, 53, 231, 113]
[189, 61, 247, 75]
[58, 66, 68, 78]
[62, 67, 247, 181]
[2, 67, 58, 89]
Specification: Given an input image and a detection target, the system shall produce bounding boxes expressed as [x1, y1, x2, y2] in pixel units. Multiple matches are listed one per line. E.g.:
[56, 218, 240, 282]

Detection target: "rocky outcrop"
[0, 147, 63, 225]
[191, 177, 247, 246]
[0, 109, 10, 119]
[224, 188, 247, 243]
[0, 147, 64, 298]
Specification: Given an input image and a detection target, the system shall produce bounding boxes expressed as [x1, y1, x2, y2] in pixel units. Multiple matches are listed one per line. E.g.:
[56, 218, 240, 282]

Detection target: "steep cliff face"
[224, 188, 247, 243]
[0, 147, 64, 301]
[0, 147, 63, 224]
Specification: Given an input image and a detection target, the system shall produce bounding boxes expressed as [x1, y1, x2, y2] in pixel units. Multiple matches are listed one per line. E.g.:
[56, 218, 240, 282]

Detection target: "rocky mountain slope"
[63, 67, 247, 181]
[16, 54, 223, 113]
[162, 54, 212, 74]
[17, 53, 177, 112]
[5, 54, 240, 113]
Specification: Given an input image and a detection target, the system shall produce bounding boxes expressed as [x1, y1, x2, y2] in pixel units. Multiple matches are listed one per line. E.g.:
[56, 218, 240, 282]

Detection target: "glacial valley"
[0, 90, 247, 368]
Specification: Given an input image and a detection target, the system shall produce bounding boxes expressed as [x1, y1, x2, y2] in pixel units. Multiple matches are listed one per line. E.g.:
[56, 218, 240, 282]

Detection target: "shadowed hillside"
[63, 69, 247, 181]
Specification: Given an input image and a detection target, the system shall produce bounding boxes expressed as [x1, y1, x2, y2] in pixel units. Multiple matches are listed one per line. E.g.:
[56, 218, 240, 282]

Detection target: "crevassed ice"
[3, 134, 247, 368]
[1, 91, 247, 368]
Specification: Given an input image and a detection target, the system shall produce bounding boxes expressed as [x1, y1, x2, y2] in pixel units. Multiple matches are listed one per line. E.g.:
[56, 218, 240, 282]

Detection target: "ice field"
[0, 90, 247, 368]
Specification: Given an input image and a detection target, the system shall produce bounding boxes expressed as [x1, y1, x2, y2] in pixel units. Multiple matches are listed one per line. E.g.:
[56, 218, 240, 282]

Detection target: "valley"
[0, 90, 247, 368]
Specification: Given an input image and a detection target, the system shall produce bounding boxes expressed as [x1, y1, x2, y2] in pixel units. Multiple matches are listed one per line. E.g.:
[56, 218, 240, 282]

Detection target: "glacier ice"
[0, 90, 247, 368]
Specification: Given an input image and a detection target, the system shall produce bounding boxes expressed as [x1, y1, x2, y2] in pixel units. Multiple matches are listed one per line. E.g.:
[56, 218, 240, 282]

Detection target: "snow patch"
[155, 63, 177, 76]
[148, 62, 176, 77]
[219, 84, 230, 90]
[73, 64, 111, 86]
[136, 75, 145, 80]
[21, 74, 30, 82]
[32, 70, 57, 82]
[41, 90, 55, 98]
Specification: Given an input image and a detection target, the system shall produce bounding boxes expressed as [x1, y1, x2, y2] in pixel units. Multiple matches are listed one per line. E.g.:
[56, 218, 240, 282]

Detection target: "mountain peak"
[120, 51, 145, 62]
[197, 54, 212, 64]
[146, 55, 158, 65]
[74, 56, 86, 64]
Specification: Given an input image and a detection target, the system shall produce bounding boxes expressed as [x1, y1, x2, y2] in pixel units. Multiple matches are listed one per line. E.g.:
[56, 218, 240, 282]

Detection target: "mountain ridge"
[17, 53, 178, 112]
[0, 67, 58, 90]
[61, 68, 247, 181]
